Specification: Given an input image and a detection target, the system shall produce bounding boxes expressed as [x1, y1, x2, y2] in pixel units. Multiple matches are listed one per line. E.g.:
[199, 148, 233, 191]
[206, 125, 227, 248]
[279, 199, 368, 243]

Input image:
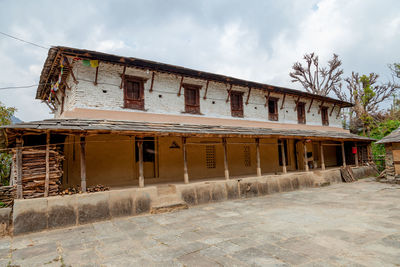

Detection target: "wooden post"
[44, 131, 50, 197]
[281, 139, 287, 174]
[182, 137, 189, 184]
[16, 137, 23, 199]
[367, 143, 372, 162]
[304, 141, 309, 171]
[80, 136, 87, 192]
[138, 139, 144, 188]
[256, 138, 261, 176]
[354, 142, 359, 167]
[223, 138, 229, 180]
[341, 141, 346, 167]
[320, 142, 325, 170]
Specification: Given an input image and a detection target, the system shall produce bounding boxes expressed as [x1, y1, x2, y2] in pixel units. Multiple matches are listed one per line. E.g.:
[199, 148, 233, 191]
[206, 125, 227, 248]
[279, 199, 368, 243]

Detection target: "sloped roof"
[1, 119, 373, 147]
[376, 127, 400, 144]
[36, 46, 353, 108]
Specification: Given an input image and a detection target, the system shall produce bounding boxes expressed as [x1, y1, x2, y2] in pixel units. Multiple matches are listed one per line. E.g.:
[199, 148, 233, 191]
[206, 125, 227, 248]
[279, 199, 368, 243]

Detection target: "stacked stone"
[0, 186, 16, 207]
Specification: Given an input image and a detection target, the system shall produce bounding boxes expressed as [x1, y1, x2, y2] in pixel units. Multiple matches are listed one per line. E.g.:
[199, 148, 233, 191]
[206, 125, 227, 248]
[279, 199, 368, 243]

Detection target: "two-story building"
[1, 46, 373, 198]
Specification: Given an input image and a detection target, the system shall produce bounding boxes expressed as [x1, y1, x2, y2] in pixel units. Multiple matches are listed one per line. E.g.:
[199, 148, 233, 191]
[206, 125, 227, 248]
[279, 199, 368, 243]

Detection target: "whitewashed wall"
[56, 61, 343, 128]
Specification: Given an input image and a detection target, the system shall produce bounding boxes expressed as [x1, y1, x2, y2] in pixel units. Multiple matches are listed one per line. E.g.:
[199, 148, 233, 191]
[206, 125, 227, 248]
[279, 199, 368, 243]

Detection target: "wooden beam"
[63, 56, 78, 84]
[329, 103, 336, 116]
[294, 96, 301, 111]
[280, 93, 286, 110]
[245, 87, 252, 105]
[44, 131, 50, 197]
[138, 139, 144, 187]
[182, 137, 189, 184]
[307, 98, 314, 113]
[16, 136, 23, 199]
[149, 71, 155, 92]
[94, 66, 99, 86]
[203, 80, 210, 100]
[341, 141, 346, 167]
[281, 139, 287, 174]
[42, 50, 61, 100]
[226, 84, 233, 102]
[264, 91, 271, 107]
[318, 100, 325, 114]
[177, 76, 184, 96]
[42, 100, 55, 112]
[80, 136, 87, 192]
[320, 142, 325, 170]
[354, 142, 359, 167]
[256, 138, 261, 176]
[223, 138, 229, 180]
[304, 141, 309, 171]
[120, 65, 126, 89]
[336, 107, 342, 119]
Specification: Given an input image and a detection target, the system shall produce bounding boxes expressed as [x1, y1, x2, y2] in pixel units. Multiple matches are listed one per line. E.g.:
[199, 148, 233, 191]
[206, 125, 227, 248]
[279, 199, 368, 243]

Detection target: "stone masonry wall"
[54, 61, 343, 128]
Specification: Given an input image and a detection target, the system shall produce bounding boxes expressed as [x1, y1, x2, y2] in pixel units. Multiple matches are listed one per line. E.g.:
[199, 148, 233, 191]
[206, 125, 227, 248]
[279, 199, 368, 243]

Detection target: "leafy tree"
[0, 102, 16, 185]
[290, 52, 343, 96]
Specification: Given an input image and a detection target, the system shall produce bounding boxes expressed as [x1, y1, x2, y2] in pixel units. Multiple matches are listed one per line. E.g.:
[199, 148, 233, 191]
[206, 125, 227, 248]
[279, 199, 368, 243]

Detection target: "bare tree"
[333, 72, 400, 134]
[290, 52, 343, 96]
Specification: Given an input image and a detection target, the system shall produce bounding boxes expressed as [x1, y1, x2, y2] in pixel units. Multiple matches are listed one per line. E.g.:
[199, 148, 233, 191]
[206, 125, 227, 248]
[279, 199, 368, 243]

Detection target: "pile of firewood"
[0, 186, 16, 207]
[59, 184, 110, 195]
[13, 146, 64, 199]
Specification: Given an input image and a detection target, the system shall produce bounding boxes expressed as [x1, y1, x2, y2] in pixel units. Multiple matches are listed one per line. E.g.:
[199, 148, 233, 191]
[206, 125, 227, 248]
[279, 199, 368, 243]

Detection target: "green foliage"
[369, 119, 400, 159]
[0, 102, 16, 186]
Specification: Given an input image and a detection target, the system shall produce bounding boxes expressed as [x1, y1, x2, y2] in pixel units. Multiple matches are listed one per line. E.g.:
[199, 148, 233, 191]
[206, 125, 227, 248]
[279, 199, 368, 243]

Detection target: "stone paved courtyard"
[1, 178, 400, 266]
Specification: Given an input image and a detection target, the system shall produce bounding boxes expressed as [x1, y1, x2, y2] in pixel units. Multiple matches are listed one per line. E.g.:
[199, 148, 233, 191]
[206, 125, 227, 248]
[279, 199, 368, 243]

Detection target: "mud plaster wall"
[56, 62, 343, 128]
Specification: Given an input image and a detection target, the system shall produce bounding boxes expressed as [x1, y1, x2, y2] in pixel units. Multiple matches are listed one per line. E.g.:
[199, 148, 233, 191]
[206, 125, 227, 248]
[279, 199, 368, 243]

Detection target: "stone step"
[156, 185, 176, 196]
[150, 201, 188, 214]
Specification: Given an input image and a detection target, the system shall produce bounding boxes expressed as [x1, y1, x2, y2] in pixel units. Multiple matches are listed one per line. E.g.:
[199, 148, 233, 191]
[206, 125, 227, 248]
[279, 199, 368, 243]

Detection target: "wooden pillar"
[80, 136, 87, 192]
[182, 137, 189, 184]
[223, 138, 229, 180]
[320, 142, 325, 170]
[341, 141, 346, 167]
[44, 131, 50, 197]
[281, 139, 287, 174]
[354, 142, 359, 167]
[256, 138, 261, 176]
[367, 143, 372, 162]
[138, 139, 144, 188]
[16, 137, 23, 199]
[304, 141, 309, 171]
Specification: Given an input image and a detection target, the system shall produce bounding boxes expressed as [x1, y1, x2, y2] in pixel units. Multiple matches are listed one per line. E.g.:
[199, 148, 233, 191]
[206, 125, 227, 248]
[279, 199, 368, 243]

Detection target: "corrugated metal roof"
[1, 118, 373, 142]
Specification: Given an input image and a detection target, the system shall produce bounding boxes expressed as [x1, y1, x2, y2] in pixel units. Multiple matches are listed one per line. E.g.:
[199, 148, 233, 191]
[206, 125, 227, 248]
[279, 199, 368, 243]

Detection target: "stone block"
[291, 177, 300, 190]
[195, 184, 212, 204]
[76, 191, 110, 225]
[278, 177, 293, 192]
[134, 188, 156, 214]
[211, 183, 227, 202]
[267, 178, 281, 194]
[257, 181, 269, 195]
[226, 181, 239, 199]
[109, 189, 134, 218]
[240, 182, 259, 198]
[47, 195, 77, 229]
[13, 198, 48, 235]
[0, 208, 11, 236]
[180, 188, 197, 205]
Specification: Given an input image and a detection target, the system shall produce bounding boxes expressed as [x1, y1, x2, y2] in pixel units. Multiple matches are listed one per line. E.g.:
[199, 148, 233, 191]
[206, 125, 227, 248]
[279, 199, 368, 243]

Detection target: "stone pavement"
[1, 178, 400, 266]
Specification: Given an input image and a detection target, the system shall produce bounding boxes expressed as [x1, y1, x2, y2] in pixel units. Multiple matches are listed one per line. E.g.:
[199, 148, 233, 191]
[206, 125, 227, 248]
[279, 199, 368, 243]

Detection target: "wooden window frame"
[230, 91, 244, 118]
[321, 106, 329, 126]
[268, 97, 279, 121]
[183, 84, 201, 114]
[297, 102, 306, 124]
[123, 75, 145, 110]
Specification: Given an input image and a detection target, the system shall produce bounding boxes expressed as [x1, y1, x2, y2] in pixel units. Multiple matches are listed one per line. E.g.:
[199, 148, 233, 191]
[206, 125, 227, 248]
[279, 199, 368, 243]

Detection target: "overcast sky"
[0, 0, 399, 122]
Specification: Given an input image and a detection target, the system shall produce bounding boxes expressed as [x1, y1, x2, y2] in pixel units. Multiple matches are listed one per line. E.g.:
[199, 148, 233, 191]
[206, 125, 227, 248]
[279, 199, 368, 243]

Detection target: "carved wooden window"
[268, 98, 279, 121]
[124, 76, 145, 110]
[230, 91, 244, 117]
[205, 145, 216, 169]
[244, 145, 251, 167]
[184, 84, 200, 114]
[297, 102, 306, 124]
[321, 106, 329, 126]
